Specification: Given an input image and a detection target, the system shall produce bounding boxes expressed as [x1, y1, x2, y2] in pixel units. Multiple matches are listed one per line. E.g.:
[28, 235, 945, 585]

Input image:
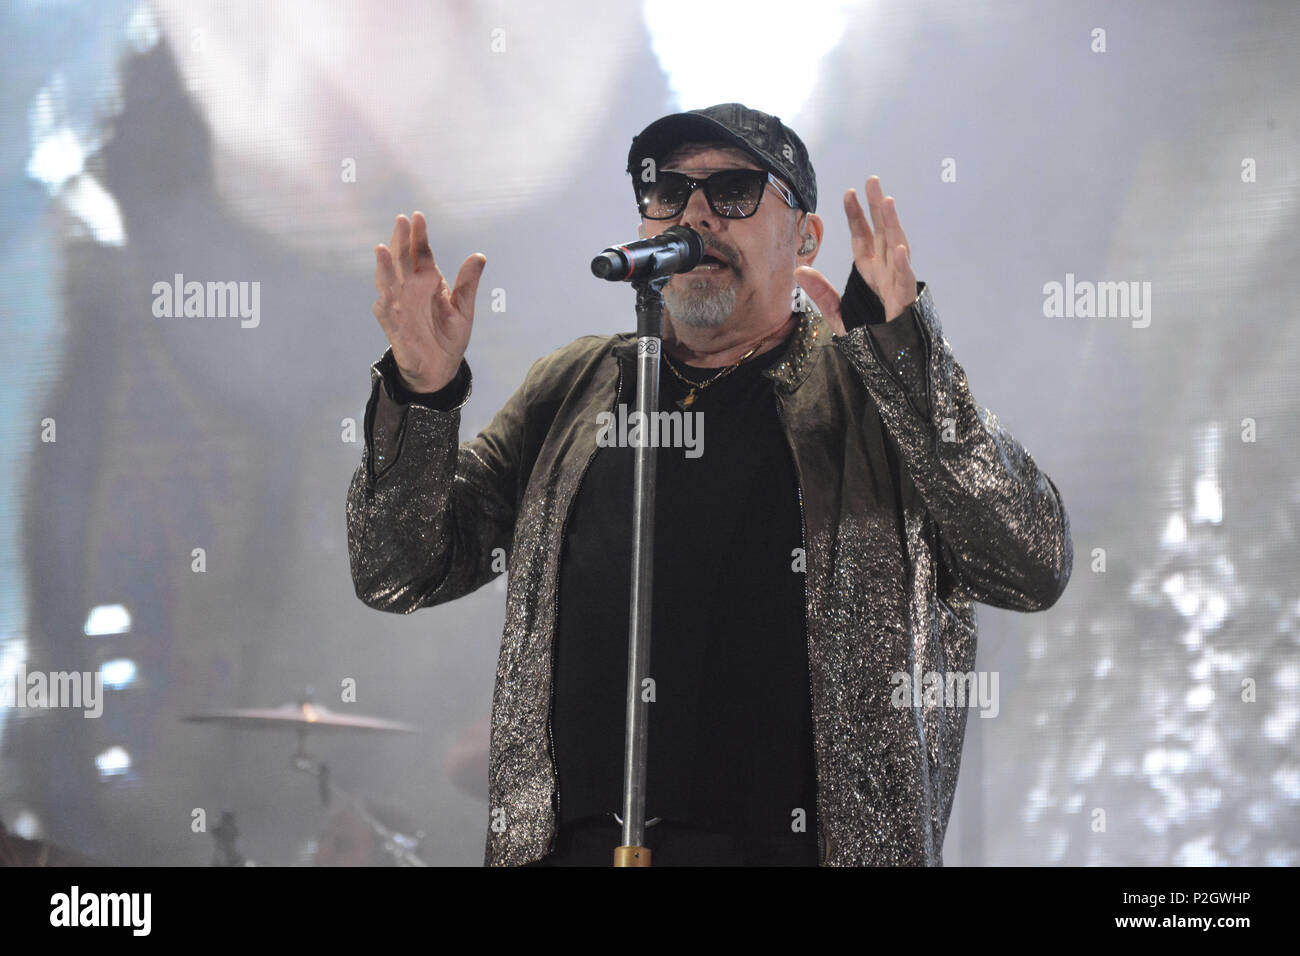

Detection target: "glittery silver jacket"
[346, 281, 1072, 866]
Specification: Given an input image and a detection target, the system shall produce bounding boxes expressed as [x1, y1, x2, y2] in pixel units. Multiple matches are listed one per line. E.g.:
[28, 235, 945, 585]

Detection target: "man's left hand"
[795, 175, 918, 335]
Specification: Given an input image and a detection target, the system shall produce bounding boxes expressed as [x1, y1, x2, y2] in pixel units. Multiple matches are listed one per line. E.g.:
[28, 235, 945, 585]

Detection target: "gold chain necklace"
[662, 328, 782, 411]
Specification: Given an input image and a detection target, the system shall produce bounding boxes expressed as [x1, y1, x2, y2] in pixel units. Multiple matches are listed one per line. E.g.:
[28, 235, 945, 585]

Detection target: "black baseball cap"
[626, 102, 817, 213]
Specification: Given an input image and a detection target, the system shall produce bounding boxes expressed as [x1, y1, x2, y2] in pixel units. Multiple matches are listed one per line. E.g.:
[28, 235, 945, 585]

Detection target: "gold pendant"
[677, 389, 696, 411]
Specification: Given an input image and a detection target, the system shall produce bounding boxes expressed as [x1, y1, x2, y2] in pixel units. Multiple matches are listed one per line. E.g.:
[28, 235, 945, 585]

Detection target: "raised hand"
[372, 212, 486, 393]
[796, 175, 918, 334]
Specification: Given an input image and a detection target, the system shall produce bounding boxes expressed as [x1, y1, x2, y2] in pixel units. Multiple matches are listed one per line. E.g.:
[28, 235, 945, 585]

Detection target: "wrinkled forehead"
[661, 142, 759, 170]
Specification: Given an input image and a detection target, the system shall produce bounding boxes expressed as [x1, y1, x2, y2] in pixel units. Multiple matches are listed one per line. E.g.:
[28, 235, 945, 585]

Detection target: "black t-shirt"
[550, 334, 817, 851]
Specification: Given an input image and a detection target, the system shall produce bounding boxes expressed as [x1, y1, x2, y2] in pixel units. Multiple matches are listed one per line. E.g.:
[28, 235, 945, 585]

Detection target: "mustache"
[700, 238, 738, 269]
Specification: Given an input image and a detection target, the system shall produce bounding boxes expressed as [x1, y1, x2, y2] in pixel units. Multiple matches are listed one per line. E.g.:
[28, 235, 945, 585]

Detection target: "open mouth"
[694, 252, 730, 271]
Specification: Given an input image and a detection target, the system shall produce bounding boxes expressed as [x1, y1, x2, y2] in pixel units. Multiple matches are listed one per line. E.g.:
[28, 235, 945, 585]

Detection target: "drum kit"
[181, 692, 430, 866]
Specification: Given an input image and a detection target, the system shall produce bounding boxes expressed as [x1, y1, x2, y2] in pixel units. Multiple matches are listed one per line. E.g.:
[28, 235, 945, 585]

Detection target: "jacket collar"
[610, 307, 826, 393]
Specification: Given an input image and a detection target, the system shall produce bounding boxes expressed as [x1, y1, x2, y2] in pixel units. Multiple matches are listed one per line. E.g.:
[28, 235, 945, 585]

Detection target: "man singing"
[347, 103, 1072, 866]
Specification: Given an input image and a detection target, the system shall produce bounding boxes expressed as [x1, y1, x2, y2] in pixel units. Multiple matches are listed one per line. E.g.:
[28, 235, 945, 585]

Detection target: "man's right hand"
[372, 211, 486, 394]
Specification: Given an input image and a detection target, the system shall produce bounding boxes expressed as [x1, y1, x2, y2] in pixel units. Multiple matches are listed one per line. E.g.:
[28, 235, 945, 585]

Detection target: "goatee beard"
[664, 281, 737, 329]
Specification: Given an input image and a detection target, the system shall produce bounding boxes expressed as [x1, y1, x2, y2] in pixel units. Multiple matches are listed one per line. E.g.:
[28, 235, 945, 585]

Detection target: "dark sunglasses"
[636, 168, 799, 220]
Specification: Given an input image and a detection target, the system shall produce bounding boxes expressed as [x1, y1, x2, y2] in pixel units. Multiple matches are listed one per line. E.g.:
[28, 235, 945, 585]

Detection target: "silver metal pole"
[616, 276, 668, 865]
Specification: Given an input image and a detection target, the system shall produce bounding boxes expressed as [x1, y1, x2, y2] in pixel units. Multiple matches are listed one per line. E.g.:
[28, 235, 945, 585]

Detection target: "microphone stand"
[613, 274, 670, 867]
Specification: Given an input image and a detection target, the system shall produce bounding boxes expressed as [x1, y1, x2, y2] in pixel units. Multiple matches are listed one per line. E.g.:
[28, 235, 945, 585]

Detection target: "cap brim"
[628, 113, 770, 177]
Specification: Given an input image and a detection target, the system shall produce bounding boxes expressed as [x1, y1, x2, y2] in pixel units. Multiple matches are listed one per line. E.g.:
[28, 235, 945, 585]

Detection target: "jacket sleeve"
[345, 346, 529, 614]
[833, 269, 1073, 611]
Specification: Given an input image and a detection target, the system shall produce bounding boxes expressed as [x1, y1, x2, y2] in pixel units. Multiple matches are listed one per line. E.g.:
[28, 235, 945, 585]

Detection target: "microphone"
[590, 225, 703, 281]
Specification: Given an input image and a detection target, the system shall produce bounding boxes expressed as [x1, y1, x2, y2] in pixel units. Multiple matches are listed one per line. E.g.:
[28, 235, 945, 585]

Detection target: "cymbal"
[182, 701, 419, 735]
